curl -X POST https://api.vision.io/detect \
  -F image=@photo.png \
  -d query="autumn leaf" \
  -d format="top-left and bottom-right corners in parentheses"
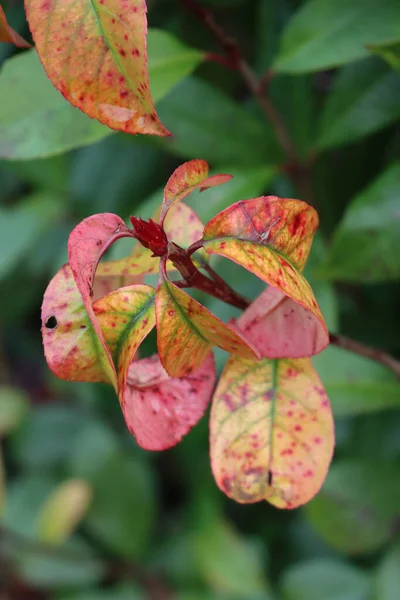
top-left (24, 0), bottom-right (168, 136)
top-left (96, 201), bottom-right (207, 281)
top-left (68, 213), bottom-right (134, 388)
top-left (0, 5), bottom-right (31, 47)
top-left (123, 353), bottom-right (215, 450)
top-left (41, 263), bottom-right (113, 384)
top-left (155, 261), bottom-right (258, 378)
top-left (236, 286), bottom-right (329, 358)
top-left (160, 159), bottom-right (232, 224)
top-left (203, 196), bottom-right (326, 336)
top-left (210, 356), bottom-right (334, 508)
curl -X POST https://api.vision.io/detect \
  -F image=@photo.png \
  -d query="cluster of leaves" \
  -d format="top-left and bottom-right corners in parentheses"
top-left (1, 0), bottom-right (400, 599)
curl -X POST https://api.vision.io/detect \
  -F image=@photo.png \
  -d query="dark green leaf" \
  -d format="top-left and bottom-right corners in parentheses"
top-left (369, 40), bottom-right (400, 71)
top-left (374, 542), bottom-right (400, 600)
top-left (274, 0), bottom-right (400, 73)
top-left (317, 58), bottom-right (400, 150)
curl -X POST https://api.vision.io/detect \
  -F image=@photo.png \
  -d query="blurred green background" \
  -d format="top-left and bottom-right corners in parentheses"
top-left (1, 0), bottom-right (400, 598)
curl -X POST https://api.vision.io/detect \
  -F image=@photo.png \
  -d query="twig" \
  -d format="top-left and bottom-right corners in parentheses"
top-left (329, 333), bottom-right (400, 379)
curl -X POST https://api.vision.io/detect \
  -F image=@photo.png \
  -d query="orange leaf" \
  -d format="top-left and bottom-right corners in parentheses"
top-left (210, 356), bottom-right (334, 509)
top-left (24, 0), bottom-right (168, 136)
top-left (204, 195), bottom-right (318, 270)
top-left (160, 159), bottom-right (232, 224)
top-left (203, 196), bottom-right (326, 337)
top-left (0, 6), bottom-right (31, 47)
top-left (155, 261), bottom-right (258, 378)
top-left (236, 286), bottom-right (329, 358)
top-left (123, 353), bottom-right (215, 450)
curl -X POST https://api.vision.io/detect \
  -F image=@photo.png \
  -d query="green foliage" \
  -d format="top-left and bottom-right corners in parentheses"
top-left (1, 0), bottom-right (400, 598)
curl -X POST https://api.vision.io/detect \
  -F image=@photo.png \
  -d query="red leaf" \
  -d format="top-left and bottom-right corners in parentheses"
top-left (0, 6), bottom-right (31, 47)
top-left (236, 286), bottom-right (329, 358)
top-left (160, 159), bottom-right (232, 224)
top-left (68, 213), bottom-right (134, 388)
top-left (123, 353), bottom-right (215, 450)
top-left (24, 0), bottom-right (168, 136)
top-left (210, 356), bottom-right (334, 509)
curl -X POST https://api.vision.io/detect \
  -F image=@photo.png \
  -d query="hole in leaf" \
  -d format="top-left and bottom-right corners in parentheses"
top-left (45, 316), bottom-right (58, 330)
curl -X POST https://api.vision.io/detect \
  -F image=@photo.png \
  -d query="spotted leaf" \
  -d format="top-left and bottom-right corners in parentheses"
top-left (203, 196), bottom-right (326, 336)
top-left (155, 262), bottom-right (258, 378)
top-left (68, 213), bottom-right (134, 388)
top-left (123, 353), bottom-right (215, 450)
top-left (236, 286), bottom-right (329, 358)
top-left (210, 356), bottom-right (334, 508)
top-left (0, 5), bottom-right (31, 47)
top-left (41, 264), bottom-right (112, 384)
top-left (160, 159), bottom-right (232, 224)
top-left (25, 0), bottom-right (168, 136)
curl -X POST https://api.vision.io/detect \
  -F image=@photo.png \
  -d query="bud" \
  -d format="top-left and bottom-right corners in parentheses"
top-left (130, 217), bottom-right (168, 257)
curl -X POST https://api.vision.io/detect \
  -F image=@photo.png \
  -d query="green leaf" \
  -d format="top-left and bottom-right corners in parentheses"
top-left (369, 40), bottom-right (400, 71)
top-left (305, 460), bottom-right (400, 555)
top-left (0, 386), bottom-right (29, 435)
top-left (281, 558), bottom-right (371, 600)
top-left (0, 30), bottom-right (204, 160)
top-left (313, 345), bottom-right (400, 417)
top-left (319, 162), bottom-right (400, 281)
top-left (193, 516), bottom-right (271, 598)
top-left (156, 77), bottom-right (281, 166)
top-left (374, 542), bottom-right (400, 600)
top-left (0, 193), bottom-right (63, 281)
top-left (317, 58), bottom-right (400, 150)
top-left (274, 0), bottom-right (400, 73)
top-left (84, 453), bottom-right (156, 558)
top-left (57, 586), bottom-right (145, 600)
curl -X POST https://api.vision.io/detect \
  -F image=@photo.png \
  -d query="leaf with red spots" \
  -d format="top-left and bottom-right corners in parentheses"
top-left (160, 159), bottom-right (232, 224)
top-left (41, 264), bottom-right (112, 384)
top-left (68, 213), bottom-right (134, 388)
top-left (236, 286), bottom-right (329, 359)
top-left (155, 262), bottom-right (258, 378)
top-left (203, 196), bottom-right (326, 339)
top-left (123, 353), bottom-right (215, 450)
top-left (24, 0), bottom-right (168, 136)
top-left (0, 5), bottom-right (31, 47)
top-left (210, 356), bottom-right (334, 508)
top-left (96, 202), bottom-right (207, 281)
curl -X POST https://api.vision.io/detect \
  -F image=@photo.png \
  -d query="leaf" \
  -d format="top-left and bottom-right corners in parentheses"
top-left (313, 345), bottom-right (400, 417)
top-left (85, 453), bottom-right (156, 557)
top-left (160, 159), bottom-right (232, 223)
top-left (210, 356), bottom-right (334, 508)
top-left (0, 32), bottom-right (203, 160)
top-left (155, 263), bottom-right (258, 378)
top-left (68, 213), bottom-right (134, 388)
top-left (273, 0), bottom-right (400, 73)
top-left (305, 460), bottom-right (400, 555)
top-left (0, 193), bottom-right (64, 281)
top-left (281, 559), bottom-right (371, 600)
top-left (25, 0), bottom-right (168, 136)
top-left (374, 542), bottom-right (400, 600)
top-left (317, 58), bottom-right (400, 150)
top-left (123, 353), bottom-right (215, 450)
top-left (193, 516), bottom-right (271, 598)
top-left (156, 76), bottom-right (281, 166)
top-left (37, 480), bottom-right (92, 545)
top-left (96, 201), bottom-right (208, 280)
top-left (203, 196), bottom-right (326, 335)
top-left (236, 286), bottom-right (329, 359)
top-left (0, 5), bottom-right (31, 47)
top-left (42, 264), bottom-right (112, 384)
top-left (0, 386), bottom-right (29, 435)
top-left (369, 40), bottom-right (400, 71)
top-left (319, 162), bottom-right (400, 282)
